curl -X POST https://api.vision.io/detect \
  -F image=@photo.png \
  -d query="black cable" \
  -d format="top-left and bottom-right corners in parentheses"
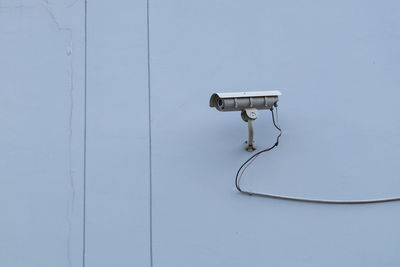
top-left (235, 106), bottom-right (400, 204)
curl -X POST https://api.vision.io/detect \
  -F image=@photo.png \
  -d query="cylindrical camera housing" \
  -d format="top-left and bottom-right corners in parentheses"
top-left (209, 91), bottom-right (281, 111)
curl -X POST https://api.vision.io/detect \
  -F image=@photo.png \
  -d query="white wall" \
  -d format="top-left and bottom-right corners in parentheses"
top-left (0, 1), bottom-right (85, 266)
top-left (85, 0), bottom-right (151, 266)
top-left (0, 1), bottom-right (399, 266)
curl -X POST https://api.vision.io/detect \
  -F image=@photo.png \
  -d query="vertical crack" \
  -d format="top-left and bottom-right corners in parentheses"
top-left (1, 2), bottom-right (79, 266)
top-left (146, 0), bottom-right (153, 266)
top-left (83, 1), bottom-right (87, 266)
top-left (41, 2), bottom-right (75, 266)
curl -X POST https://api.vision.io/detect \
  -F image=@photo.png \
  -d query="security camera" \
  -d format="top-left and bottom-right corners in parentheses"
top-left (209, 91), bottom-right (281, 112)
top-left (209, 91), bottom-right (281, 152)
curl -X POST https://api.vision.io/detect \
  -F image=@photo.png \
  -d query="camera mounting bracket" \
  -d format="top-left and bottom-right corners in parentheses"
top-left (241, 108), bottom-right (258, 152)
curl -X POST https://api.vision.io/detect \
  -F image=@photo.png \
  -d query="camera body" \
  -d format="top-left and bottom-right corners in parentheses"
top-left (209, 90), bottom-right (281, 112)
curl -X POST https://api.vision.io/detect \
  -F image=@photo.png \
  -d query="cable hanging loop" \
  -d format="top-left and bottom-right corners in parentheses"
top-left (235, 106), bottom-right (400, 204)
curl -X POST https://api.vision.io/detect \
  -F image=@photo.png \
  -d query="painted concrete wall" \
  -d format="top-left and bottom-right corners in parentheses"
top-left (0, 1), bottom-right (399, 267)
top-left (0, 1), bottom-right (85, 266)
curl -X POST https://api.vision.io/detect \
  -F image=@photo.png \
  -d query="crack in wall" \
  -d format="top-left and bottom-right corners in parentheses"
top-left (0, 2), bottom-right (78, 266)
top-left (43, 4), bottom-right (76, 267)
top-left (42, 3), bottom-right (76, 267)
top-left (44, 4), bottom-right (76, 267)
